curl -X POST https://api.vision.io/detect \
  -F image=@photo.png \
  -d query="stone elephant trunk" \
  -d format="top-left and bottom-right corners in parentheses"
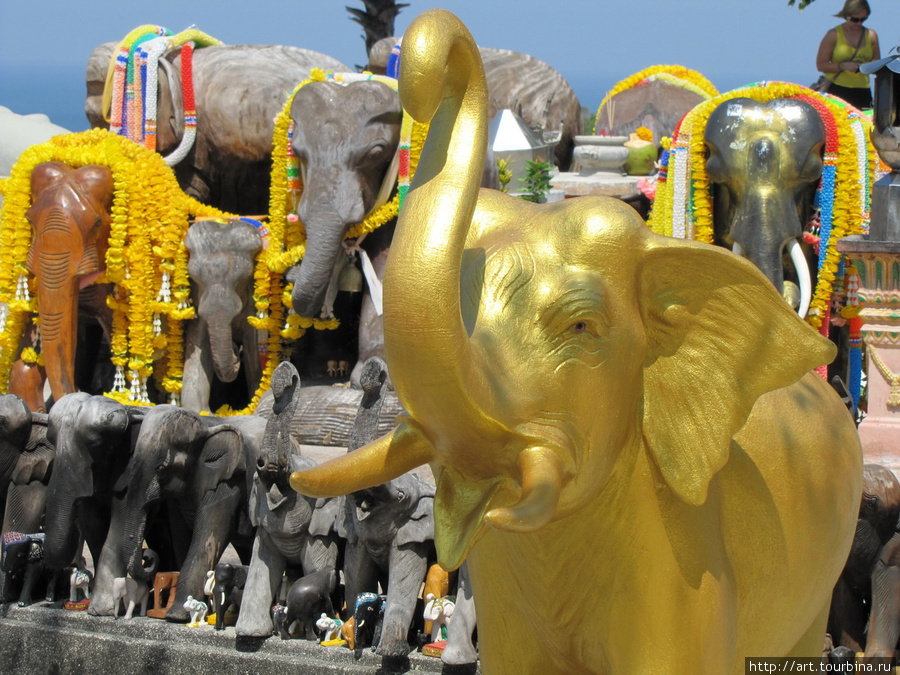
top-left (22, 163), bottom-right (114, 404)
top-left (202, 298), bottom-right (242, 384)
top-left (287, 199), bottom-right (357, 319)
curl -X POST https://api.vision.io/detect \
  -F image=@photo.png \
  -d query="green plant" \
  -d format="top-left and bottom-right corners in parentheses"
top-left (519, 160), bottom-right (553, 203)
top-left (497, 156), bottom-right (513, 192)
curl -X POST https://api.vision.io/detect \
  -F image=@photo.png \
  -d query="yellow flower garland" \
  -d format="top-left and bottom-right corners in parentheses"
top-left (0, 129), bottom-right (234, 403)
top-left (647, 82), bottom-right (874, 331)
top-left (236, 69), bottom-right (428, 417)
top-left (594, 65), bottom-right (718, 133)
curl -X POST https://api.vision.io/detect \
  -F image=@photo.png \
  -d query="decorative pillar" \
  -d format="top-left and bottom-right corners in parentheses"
top-left (837, 240), bottom-right (900, 467)
top-left (840, 55), bottom-right (900, 467)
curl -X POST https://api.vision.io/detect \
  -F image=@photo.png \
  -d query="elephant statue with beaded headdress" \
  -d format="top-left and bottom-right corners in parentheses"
top-left (289, 9), bottom-right (862, 674)
top-left (86, 27), bottom-right (351, 216)
top-left (647, 84), bottom-right (879, 408)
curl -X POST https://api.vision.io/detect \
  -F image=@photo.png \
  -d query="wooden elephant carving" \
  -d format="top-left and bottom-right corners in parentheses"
top-left (7, 162), bottom-right (114, 412)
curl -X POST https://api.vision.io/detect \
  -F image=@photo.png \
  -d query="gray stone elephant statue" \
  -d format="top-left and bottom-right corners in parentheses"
top-left (275, 73), bottom-right (500, 390)
top-left (235, 361), bottom-right (342, 639)
top-left (117, 405), bottom-right (265, 622)
top-left (828, 463), bottom-right (900, 655)
top-left (41, 393), bottom-right (148, 617)
top-left (335, 358), bottom-right (435, 658)
top-left (0, 394), bottom-right (52, 537)
top-left (85, 39), bottom-right (350, 215)
top-left (182, 218), bottom-right (263, 414)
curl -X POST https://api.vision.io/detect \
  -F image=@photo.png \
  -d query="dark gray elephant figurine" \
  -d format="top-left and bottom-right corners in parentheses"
top-left (828, 463), bottom-right (900, 654)
top-left (0, 394), bottom-right (52, 537)
top-left (117, 405), bottom-right (265, 621)
top-left (0, 532), bottom-right (58, 605)
top-left (334, 357), bottom-right (436, 658)
top-left (275, 568), bottom-right (338, 640)
top-left (235, 361), bottom-right (342, 638)
top-left (86, 41), bottom-right (350, 215)
top-left (182, 219), bottom-right (263, 414)
top-left (211, 561), bottom-right (248, 630)
top-left (42, 393), bottom-right (147, 616)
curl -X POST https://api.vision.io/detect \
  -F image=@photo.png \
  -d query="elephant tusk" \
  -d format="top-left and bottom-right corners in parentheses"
top-left (732, 241), bottom-right (745, 257)
top-left (787, 238), bottom-right (812, 319)
top-left (289, 420), bottom-right (435, 497)
top-left (484, 446), bottom-right (564, 533)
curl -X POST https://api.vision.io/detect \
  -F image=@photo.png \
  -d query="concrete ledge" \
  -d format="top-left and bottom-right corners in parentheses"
top-left (0, 602), bottom-right (475, 675)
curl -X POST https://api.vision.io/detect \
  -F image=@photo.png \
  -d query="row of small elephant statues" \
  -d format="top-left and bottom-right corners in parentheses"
top-left (0, 357), bottom-right (477, 665)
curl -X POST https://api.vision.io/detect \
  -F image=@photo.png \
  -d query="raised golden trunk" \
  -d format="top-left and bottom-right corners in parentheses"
top-left (383, 10), bottom-right (499, 447)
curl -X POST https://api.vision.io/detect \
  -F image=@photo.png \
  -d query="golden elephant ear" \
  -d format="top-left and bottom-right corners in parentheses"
top-left (639, 236), bottom-right (835, 506)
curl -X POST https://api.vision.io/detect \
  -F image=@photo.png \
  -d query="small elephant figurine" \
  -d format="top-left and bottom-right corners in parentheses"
top-left (276, 569), bottom-right (337, 641)
top-left (112, 577), bottom-right (151, 620)
top-left (423, 594), bottom-right (455, 642)
top-left (68, 559), bottom-right (93, 603)
top-left (183, 595), bottom-right (209, 627)
top-left (210, 561), bottom-right (248, 631)
top-left (111, 548), bottom-right (158, 619)
top-left (0, 531), bottom-right (57, 606)
top-left (326, 360), bottom-right (338, 378)
top-left (315, 613), bottom-right (344, 643)
top-left (353, 592), bottom-right (386, 652)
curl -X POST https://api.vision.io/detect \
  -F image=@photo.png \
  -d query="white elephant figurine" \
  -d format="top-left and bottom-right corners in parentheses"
top-left (112, 577), bottom-right (151, 620)
top-left (183, 595), bottom-right (208, 627)
top-left (315, 613), bottom-right (343, 642)
top-left (68, 561), bottom-right (93, 603)
top-left (423, 594), bottom-right (456, 642)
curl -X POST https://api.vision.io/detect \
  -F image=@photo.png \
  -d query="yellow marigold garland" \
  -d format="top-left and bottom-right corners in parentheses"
top-left (647, 82), bottom-right (874, 332)
top-left (594, 65), bottom-right (718, 133)
top-left (0, 129), bottom-right (234, 403)
top-left (239, 69), bottom-right (427, 416)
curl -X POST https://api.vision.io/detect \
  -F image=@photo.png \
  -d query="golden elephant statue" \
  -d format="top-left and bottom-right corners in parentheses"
top-left (291, 9), bottom-right (863, 674)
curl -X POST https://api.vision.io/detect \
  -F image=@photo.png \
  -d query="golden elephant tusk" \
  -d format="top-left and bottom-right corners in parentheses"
top-left (289, 418), bottom-right (435, 497)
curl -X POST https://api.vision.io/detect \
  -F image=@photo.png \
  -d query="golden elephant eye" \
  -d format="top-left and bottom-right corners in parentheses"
top-left (572, 322), bottom-right (587, 333)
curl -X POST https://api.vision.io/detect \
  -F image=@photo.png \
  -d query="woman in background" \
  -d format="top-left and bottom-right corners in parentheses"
top-left (816, 0), bottom-right (880, 109)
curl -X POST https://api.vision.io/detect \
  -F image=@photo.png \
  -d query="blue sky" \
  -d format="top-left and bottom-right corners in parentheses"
top-left (2, 0), bottom-right (898, 132)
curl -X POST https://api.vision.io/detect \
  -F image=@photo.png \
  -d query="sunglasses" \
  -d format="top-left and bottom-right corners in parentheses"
top-left (849, 16), bottom-right (867, 22)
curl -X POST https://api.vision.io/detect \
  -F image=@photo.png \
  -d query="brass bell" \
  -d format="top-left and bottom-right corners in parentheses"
top-left (338, 260), bottom-right (363, 293)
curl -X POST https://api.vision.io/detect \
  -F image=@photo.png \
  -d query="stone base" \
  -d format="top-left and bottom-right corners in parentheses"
top-left (549, 171), bottom-right (643, 199)
top-left (0, 601), bottom-right (477, 675)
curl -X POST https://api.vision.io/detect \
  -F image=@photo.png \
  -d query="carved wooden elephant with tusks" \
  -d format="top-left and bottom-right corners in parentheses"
top-left (291, 10), bottom-right (862, 675)
top-left (181, 218), bottom-right (263, 414)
